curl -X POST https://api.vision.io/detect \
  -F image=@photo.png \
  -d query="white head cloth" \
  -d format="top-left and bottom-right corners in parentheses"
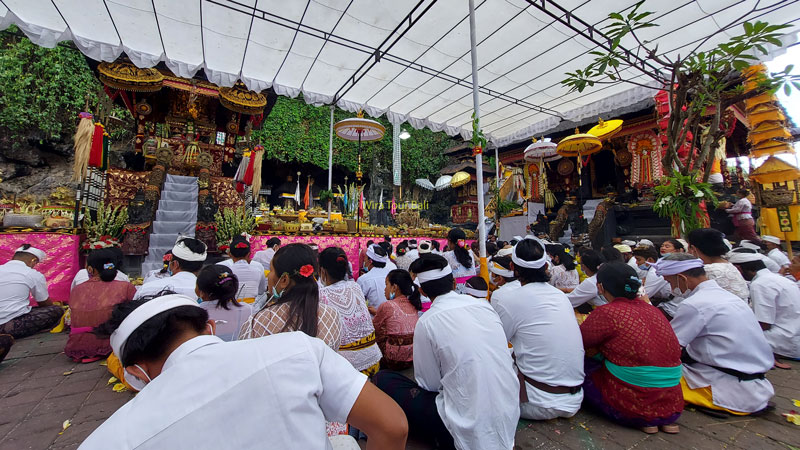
top-left (512, 235), bottom-right (523, 242)
top-left (762, 235), bottom-right (781, 245)
top-left (489, 261), bottom-right (514, 278)
top-left (172, 239), bottom-right (207, 262)
top-left (614, 244), bottom-right (632, 253)
top-left (621, 240), bottom-right (636, 247)
top-left (496, 247), bottom-right (514, 257)
top-left (511, 236), bottom-right (548, 269)
top-left (15, 245), bottom-right (46, 262)
top-left (723, 239), bottom-right (733, 251)
top-left (416, 264), bottom-right (453, 283)
top-left (739, 240), bottom-right (761, 251)
top-left (653, 257), bottom-right (704, 276)
top-left (418, 240), bottom-right (432, 254)
top-left (676, 239), bottom-right (689, 251)
top-left (408, 240), bottom-right (418, 249)
top-left (463, 287), bottom-right (487, 298)
top-left (366, 244), bottom-right (389, 263)
top-left (110, 294), bottom-right (202, 361)
top-left (727, 251), bottom-right (763, 264)
top-left (638, 239), bottom-right (654, 248)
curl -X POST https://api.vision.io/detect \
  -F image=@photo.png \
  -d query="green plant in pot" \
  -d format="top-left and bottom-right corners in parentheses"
top-left (653, 173), bottom-right (718, 237)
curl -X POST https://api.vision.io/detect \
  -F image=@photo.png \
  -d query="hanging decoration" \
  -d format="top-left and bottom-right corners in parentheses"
top-left (250, 145), bottom-right (264, 201)
top-left (72, 112), bottom-right (95, 182)
top-left (234, 150), bottom-right (251, 193)
top-left (628, 131), bottom-right (663, 185)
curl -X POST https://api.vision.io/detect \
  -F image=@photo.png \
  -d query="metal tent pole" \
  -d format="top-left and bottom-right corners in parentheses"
top-left (328, 105), bottom-right (334, 221)
top-left (468, 0), bottom-right (488, 282)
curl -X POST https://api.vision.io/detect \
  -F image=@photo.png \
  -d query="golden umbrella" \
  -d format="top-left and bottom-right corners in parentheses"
top-left (586, 118), bottom-right (623, 141)
top-left (450, 171), bottom-right (471, 188)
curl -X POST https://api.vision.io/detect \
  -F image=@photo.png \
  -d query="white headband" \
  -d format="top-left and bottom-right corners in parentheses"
top-left (463, 287), bottom-right (487, 298)
top-left (727, 252), bottom-right (763, 264)
top-left (489, 261), bottom-right (514, 278)
top-left (739, 242), bottom-right (761, 251)
top-left (496, 247), bottom-right (514, 257)
top-left (110, 294), bottom-right (202, 361)
top-left (653, 258), bottom-right (704, 276)
top-left (366, 244), bottom-right (389, 264)
top-left (418, 240), bottom-right (432, 253)
top-left (416, 265), bottom-right (453, 283)
top-left (15, 245), bottom-right (45, 262)
top-left (172, 239), bottom-right (207, 262)
top-left (762, 235), bottom-right (781, 245)
top-left (511, 237), bottom-right (548, 269)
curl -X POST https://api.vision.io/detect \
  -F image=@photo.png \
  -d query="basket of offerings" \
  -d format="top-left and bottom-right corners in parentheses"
top-left (760, 187), bottom-right (795, 207)
top-left (299, 223), bottom-right (314, 233)
top-left (284, 222), bottom-right (301, 233)
top-left (333, 222), bottom-right (348, 233)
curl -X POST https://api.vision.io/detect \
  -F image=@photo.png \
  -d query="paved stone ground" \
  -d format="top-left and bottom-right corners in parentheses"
top-left (1, 332), bottom-right (799, 450)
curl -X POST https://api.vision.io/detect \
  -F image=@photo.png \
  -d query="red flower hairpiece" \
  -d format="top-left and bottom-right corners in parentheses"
top-left (298, 264), bottom-right (314, 278)
top-left (235, 242), bottom-right (249, 249)
top-left (457, 239), bottom-right (466, 248)
top-left (336, 256), bottom-right (346, 263)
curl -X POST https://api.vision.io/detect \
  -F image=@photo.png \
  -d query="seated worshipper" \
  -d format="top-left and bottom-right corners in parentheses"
top-left (393, 241), bottom-right (412, 270)
top-left (217, 235), bottom-right (266, 303)
top-left (251, 237), bottom-right (280, 270)
top-left (493, 238), bottom-right (585, 421)
top-left (81, 294), bottom-right (408, 450)
top-left (71, 246), bottom-right (128, 292)
top-left (546, 244), bottom-right (580, 292)
top-left (763, 235), bottom-right (791, 273)
top-left (442, 228), bottom-right (477, 293)
top-left (601, 246), bottom-right (625, 263)
top-left (656, 253), bottom-right (775, 416)
top-left (660, 239), bottom-right (685, 256)
top-left (580, 262), bottom-right (683, 434)
top-left (135, 238), bottom-right (207, 299)
top-left (239, 244), bottom-right (341, 350)
top-left (687, 228), bottom-right (749, 302)
top-left (373, 269), bottom-right (421, 370)
top-left (567, 250), bottom-right (607, 310)
top-left (66, 249), bottom-right (136, 362)
top-left (141, 251), bottom-right (172, 285)
top-left (0, 245), bottom-right (62, 342)
top-left (430, 240), bottom-right (442, 254)
top-left (417, 240), bottom-right (432, 255)
top-left (729, 251), bottom-right (800, 363)
top-left (406, 239), bottom-right (420, 260)
top-left (489, 255), bottom-right (520, 301)
top-left (319, 247), bottom-right (382, 376)
top-left (375, 254), bottom-right (520, 450)
top-left (614, 244), bottom-right (643, 278)
top-left (379, 241), bottom-right (397, 270)
top-left (463, 276), bottom-right (489, 300)
top-left (196, 265), bottom-right (252, 342)
top-left (357, 244), bottom-right (393, 314)
top-left (634, 246), bottom-right (676, 317)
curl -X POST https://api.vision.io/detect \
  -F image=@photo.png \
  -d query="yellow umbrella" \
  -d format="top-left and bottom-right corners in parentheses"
top-left (749, 156), bottom-right (800, 183)
top-left (450, 171), bottom-right (471, 188)
top-left (557, 129), bottom-right (602, 157)
top-left (586, 118), bottom-right (623, 141)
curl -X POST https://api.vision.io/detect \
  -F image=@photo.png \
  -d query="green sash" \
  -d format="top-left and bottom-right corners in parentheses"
top-left (604, 360), bottom-right (682, 388)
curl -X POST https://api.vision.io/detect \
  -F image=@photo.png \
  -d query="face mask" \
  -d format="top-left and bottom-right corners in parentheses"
top-left (124, 363), bottom-right (152, 392)
top-left (638, 264), bottom-right (650, 271)
top-left (362, 264), bottom-right (370, 273)
top-left (671, 276), bottom-right (692, 298)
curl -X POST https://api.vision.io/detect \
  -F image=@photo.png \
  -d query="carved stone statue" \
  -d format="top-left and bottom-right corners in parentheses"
top-left (128, 189), bottom-right (153, 224)
top-left (197, 195), bottom-right (219, 223)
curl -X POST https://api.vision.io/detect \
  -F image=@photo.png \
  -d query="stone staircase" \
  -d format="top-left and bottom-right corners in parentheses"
top-left (141, 174), bottom-right (198, 274)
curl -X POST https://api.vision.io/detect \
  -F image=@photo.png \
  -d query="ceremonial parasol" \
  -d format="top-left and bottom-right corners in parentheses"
top-left (450, 171), bottom-right (471, 188)
top-left (523, 137), bottom-right (561, 163)
top-left (415, 178), bottom-right (435, 190)
top-left (434, 175), bottom-right (453, 191)
top-left (586, 118), bottom-right (623, 141)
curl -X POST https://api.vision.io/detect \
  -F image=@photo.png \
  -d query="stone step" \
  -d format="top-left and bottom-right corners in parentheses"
top-left (153, 220), bottom-right (195, 235)
top-left (156, 209), bottom-right (197, 222)
top-left (157, 199), bottom-right (196, 212)
top-left (162, 182), bottom-right (198, 194)
top-left (160, 190), bottom-right (197, 202)
top-left (165, 174), bottom-right (198, 185)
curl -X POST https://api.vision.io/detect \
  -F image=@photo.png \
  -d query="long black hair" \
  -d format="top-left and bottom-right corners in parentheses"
top-left (319, 247), bottom-right (350, 283)
top-left (270, 243), bottom-right (321, 337)
top-left (687, 228), bottom-right (729, 257)
top-left (596, 261), bottom-right (642, 300)
top-left (447, 228), bottom-right (473, 269)
top-left (87, 248), bottom-right (119, 282)
top-left (545, 244), bottom-right (576, 271)
top-left (197, 265), bottom-right (241, 310)
top-left (386, 269), bottom-right (422, 310)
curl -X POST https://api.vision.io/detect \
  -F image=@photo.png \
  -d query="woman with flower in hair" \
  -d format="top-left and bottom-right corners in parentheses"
top-left (239, 243), bottom-right (341, 350)
top-left (196, 265), bottom-right (252, 342)
top-left (442, 228), bottom-right (476, 294)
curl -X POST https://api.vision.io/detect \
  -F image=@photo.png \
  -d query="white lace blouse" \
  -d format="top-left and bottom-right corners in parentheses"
top-left (320, 280), bottom-right (382, 371)
top-left (549, 264), bottom-right (579, 291)
top-left (705, 262), bottom-right (749, 302)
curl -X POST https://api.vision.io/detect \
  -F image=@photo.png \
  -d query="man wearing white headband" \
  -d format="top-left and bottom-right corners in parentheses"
top-left (657, 252), bottom-right (775, 416)
top-left (567, 249), bottom-right (607, 310)
top-left (492, 237), bottom-right (585, 421)
top-left (762, 235), bottom-right (791, 272)
top-left (375, 254), bottom-right (519, 449)
top-left (81, 293), bottom-right (408, 450)
top-left (488, 255), bottom-right (520, 302)
top-left (729, 250), bottom-right (800, 362)
top-left (0, 244), bottom-right (62, 360)
top-left (135, 237), bottom-right (207, 300)
top-left (357, 244), bottom-right (392, 313)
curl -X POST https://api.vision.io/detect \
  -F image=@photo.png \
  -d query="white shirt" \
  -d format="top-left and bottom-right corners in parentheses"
top-left (79, 333), bottom-right (367, 450)
top-left (726, 197), bottom-right (753, 220)
top-left (628, 256), bottom-right (647, 279)
top-left (750, 269), bottom-right (800, 358)
top-left (759, 254), bottom-right (782, 273)
top-left (414, 291), bottom-right (519, 450)
top-left (134, 271), bottom-right (198, 300)
top-left (767, 248), bottom-right (791, 269)
top-left (0, 260), bottom-right (49, 325)
top-left (443, 250), bottom-right (477, 293)
top-left (567, 275), bottom-right (607, 308)
top-left (251, 248), bottom-right (275, 270)
top-left (491, 279), bottom-right (521, 303)
top-left (70, 269), bottom-right (129, 292)
top-left (356, 265), bottom-right (391, 311)
top-left (217, 259), bottom-right (267, 299)
top-left (200, 301), bottom-right (253, 342)
top-left (705, 262), bottom-right (749, 302)
top-left (643, 265), bottom-right (683, 316)
top-left (671, 280), bottom-right (774, 413)
top-left (142, 269), bottom-right (170, 285)
top-left (493, 282), bottom-right (584, 417)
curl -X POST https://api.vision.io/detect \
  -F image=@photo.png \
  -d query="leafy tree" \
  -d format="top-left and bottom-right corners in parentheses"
top-left (562, 2), bottom-right (799, 182)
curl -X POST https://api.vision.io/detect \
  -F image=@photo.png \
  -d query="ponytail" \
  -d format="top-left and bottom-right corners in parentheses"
top-left (447, 228), bottom-right (473, 269)
top-left (197, 265), bottom-right (241, 310)
top-left (386, 269), bottom-right (422, 311)
top-left (87, 248), bottom-right (119, 283)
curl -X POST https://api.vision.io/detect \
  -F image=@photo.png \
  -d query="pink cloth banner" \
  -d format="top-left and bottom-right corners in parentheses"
top-left (0, 233), bottom-right (81, 304)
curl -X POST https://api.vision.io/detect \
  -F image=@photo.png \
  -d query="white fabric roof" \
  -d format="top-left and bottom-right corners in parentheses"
top-left (1, 0), bottom-right (797, 146)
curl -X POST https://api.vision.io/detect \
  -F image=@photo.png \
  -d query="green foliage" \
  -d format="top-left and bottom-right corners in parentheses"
top-left (252, 96), bottom-right (451, 184)
top-left (496, 199), bottom-right (519, 218)
top-left (82, 205), bottom-right (128, 240)
top-left (318, 189), bottom-right (334, 204)
top-left (214, 206), bottom-right (255, 244)
top-left (471, 111), bottom-right (487, 149)
top-left (653, 173), bottom-right (718, 236)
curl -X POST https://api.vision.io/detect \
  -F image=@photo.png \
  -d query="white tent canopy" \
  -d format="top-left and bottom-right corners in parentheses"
top-left (0, 0), bottom-right (796, 147)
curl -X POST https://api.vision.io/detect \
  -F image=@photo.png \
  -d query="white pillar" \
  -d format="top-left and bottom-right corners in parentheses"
top-left (327, 105), bottom-right (334, 220)
top-left (468, 0), bottom-right (488, 278)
